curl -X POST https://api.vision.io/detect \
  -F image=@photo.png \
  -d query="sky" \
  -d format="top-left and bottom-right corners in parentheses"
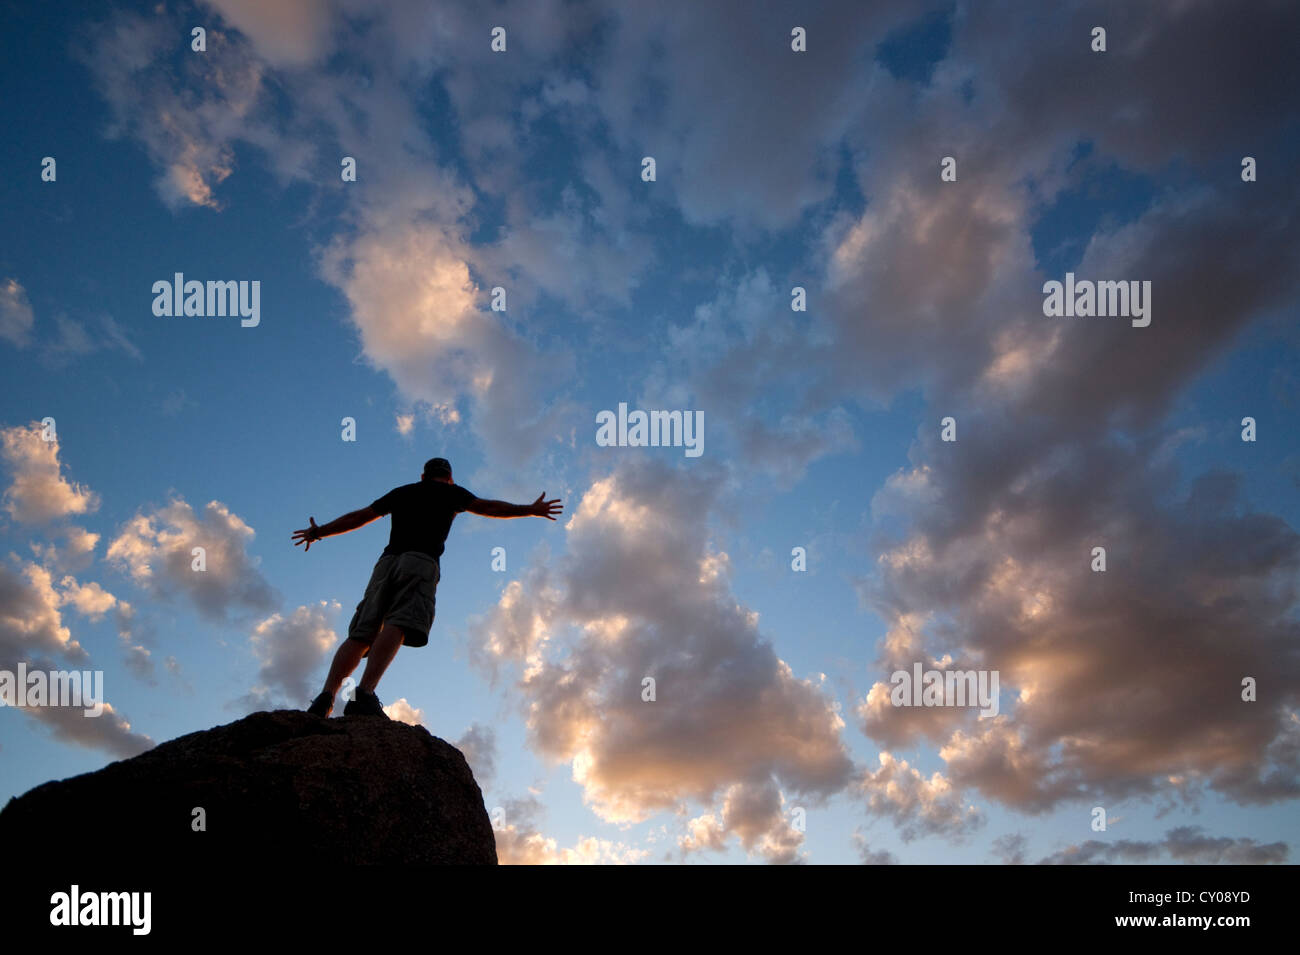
top-left (1, 0), bottom-right (1298, 865)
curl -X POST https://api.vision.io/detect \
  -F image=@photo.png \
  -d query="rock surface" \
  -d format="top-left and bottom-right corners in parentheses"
top-left (0, 710), bottom-right (498, 865)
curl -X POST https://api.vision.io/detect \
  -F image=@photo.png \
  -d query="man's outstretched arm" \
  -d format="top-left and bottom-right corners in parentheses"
top-left (292, 506), bottom-right (381, 551)
top-left (466, 492), bottom-right (563, 520)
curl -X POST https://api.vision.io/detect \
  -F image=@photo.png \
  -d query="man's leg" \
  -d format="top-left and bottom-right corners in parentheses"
top-left (321, 638), bottom-right (369, 696)
top-left (358, 622), bottom-right (405, 693)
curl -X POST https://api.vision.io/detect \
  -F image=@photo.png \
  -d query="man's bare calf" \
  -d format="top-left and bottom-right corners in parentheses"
top-left (311, 622), bottom-right (405, 717)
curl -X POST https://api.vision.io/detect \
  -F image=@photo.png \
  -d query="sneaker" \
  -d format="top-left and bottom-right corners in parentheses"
top-left (307, 692), bottom-right (334, 717)
top-left (344, 688), bottom-right (388, 718)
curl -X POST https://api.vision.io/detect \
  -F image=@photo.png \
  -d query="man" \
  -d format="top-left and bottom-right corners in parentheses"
top-left (292, 457), bottom-right (562, 718)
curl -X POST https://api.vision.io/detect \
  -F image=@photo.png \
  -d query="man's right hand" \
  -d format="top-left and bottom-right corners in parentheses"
top-left (292, 517), bottom-right (322, 551)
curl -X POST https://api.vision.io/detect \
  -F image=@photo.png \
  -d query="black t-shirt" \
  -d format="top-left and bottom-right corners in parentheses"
top-left (370, 481), bottom-right (477, 559)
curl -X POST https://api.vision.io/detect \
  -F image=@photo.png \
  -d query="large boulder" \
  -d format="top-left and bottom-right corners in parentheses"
top-left (0, 710), bottom-right (497, 865)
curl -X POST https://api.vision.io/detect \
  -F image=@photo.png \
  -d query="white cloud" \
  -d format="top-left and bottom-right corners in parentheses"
top-left (0, 561), bottom-right (85, 664)
top-left (1, 423), bottom-right (101, 524)
top-left (57, 576), bottom-right (117, 620)
top-left (470, 461), bottom-right (853, 857)
top-left (0, 561), bottom-right (151, 758)
top-left (857, 752), bottom-right (985, 844)
top-left (76, 12), bottom-right (286, 211)
top-left (384, 697), bottom-right (424, 725)
top-left (31, 526), bottom-right (100, 571)
top-left (106, 495), bottom-right (277, 622)
top-left (493, 794), bottom-right (648, 865)
top-left (320, 221), bottom-right (573, 465)
top-left (680, 779), bottom-right (805, 864)
top-left (242, 602), bottom-right (339, 709)
top-left (0, 278), bottom-right (35, 347)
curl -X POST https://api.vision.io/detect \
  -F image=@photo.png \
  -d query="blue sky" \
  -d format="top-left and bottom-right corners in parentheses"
top-left (1, 0), bottom-right (1298, 864)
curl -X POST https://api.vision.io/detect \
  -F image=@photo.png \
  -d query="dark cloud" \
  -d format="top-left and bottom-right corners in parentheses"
top-left (991, 831), bottom-right (1027, 864)
top-left (455, 723), bottom-right (498, 787)
top-left (834, 0), bottom-right (1300, 818)
top-left (853, 831), bottom-right (899, 865)
top-left (0, 562), bottom-right (152, 758)
top-left (240, 603), bottom-right (339, 710)
top-left (1039, 826), bottom-right (1289, 865)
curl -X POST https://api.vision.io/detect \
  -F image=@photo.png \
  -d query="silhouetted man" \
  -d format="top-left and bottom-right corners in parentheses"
top-left (293, 457), bottom-right (561, 718)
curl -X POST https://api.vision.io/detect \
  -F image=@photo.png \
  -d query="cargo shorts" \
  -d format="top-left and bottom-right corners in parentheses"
top-left (347, 551), bottom-right (440, 649)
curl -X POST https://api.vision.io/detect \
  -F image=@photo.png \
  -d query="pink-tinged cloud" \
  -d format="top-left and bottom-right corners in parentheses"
top-left (470, 461), bottom-right (852, 860)
top-left (106, 495), bottom-right (277, 622)
top-left (1, 423), bottom-right (100, 524)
